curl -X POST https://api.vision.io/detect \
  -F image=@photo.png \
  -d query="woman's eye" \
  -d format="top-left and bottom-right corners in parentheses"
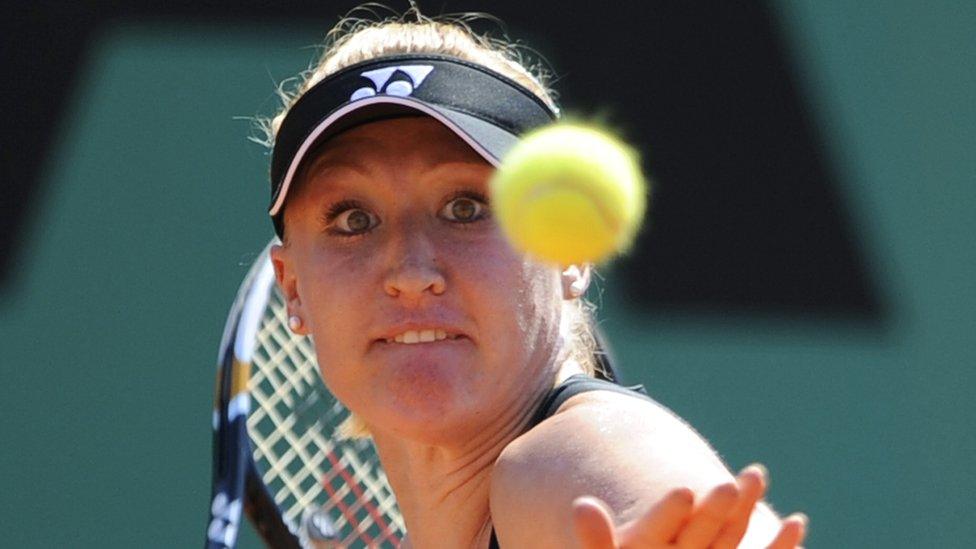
top-left (442, 196), bottom-right (487, 223)
top-left (332, 208), bottom-right (377, 234)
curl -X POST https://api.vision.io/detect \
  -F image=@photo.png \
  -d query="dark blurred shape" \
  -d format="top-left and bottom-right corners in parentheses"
top-left (591, 3), bottom-right (883, 319)
top-left (0, 1), bottom-right (883, 323)
top-left (1, 5), bottom-right (97, 290)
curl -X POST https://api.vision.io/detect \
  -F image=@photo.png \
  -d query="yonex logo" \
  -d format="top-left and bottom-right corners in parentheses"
top-left (207, 492), bottom-right (242, 546)
top-left (350, 65), bottom-right (434, 101)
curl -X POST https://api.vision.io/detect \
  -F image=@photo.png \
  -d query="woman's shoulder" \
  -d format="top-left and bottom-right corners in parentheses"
top-left (488, 381), bottom-right (732, 547)
top-left (494, 382), bottom-right (727, 490)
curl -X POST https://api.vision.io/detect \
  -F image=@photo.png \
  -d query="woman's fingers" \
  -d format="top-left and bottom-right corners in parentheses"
top-left (711, 464), bottom-right (768, 549)
top-left (572, 469), bottom-right (804, 549)
top-left (572, 496), bottom-right (618, 549)
top-left (619, 486), bottom-right (696, 544)
top-left (766, 513), bottom-right (808, 549)
top-left (672, 482), bottom-right (739, 547)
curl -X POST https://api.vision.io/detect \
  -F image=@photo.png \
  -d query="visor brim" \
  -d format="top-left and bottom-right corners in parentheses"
top-left (268, 95), bottom-right (519, 217)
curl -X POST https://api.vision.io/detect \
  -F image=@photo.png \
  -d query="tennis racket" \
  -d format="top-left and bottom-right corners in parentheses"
top-left (204, 240), bottom-right (405, 549)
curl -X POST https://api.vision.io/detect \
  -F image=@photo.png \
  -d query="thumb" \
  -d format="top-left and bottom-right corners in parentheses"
top-left (573, 496), bottom-right (617, 549)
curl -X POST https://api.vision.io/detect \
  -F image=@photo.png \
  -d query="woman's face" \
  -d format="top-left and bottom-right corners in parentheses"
top-left (272, 117), bottom-right (568, 443)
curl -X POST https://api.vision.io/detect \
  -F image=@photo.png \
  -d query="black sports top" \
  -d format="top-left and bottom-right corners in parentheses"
top-left (487, 375), bottom-right (652, 549)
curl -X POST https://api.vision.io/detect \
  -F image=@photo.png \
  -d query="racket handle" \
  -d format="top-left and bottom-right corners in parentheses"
top-left (244, 469), bottom-right (303, 549)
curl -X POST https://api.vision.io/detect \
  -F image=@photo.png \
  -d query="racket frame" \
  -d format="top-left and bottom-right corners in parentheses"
top-left (206, 243), bottom-right (302, 548)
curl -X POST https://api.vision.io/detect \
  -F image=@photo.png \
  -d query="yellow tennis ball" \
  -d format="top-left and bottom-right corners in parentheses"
top-left (490, 123), bottom-right (647, 265)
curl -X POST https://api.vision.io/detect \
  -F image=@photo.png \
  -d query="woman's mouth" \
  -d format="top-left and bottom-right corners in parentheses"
top-left (383, 329), bottom-right (464, 344)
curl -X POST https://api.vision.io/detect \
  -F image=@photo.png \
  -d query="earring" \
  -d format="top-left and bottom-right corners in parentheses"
top-left (569, 280), bottom-right (586, 298)
top-left (288, 315), bottom-right (303, 332)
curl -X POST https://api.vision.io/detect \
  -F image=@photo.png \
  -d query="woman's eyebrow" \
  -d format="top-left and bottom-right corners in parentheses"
top-left (304, 157), bottom-right (373, 185)
top-left (421, 161), bottom-right (493, 184)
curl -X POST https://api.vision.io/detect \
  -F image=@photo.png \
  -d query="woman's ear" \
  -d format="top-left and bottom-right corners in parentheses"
top-left (560, 264), bottom-right (592, 300)
top-left (270, 243), bottom-right (308, 334)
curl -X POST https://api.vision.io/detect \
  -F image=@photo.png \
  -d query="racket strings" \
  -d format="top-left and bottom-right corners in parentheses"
top-left (246, 286), bottom-right (405, 548)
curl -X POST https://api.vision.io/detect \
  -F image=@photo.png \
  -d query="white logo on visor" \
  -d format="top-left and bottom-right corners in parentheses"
top-left (350, 65), bottom-right (434, 101)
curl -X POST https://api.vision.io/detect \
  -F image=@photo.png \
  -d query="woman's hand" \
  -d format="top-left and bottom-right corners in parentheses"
top-left (572, 465), bottom-right (807, 549)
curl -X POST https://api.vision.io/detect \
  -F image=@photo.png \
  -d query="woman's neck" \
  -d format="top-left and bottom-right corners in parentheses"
top-left (372, 387), bottom-right (541, 548)
top-left (371, 359), bottom-right (586, 548)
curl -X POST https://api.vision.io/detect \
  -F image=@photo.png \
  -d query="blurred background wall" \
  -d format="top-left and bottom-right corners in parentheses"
top-left (1, 1), bottom-right (973, 547)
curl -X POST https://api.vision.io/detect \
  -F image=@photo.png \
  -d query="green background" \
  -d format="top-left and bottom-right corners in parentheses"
top-left (1, 2), bottom-right (973, 547)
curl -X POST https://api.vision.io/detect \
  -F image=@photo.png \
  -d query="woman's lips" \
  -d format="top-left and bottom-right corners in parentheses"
top-left (384, 329), bottom-right (459, 344)
top-left (371, 333), bottom-right (472, 363)
top-left (374, 323), bottom-right (472, 345)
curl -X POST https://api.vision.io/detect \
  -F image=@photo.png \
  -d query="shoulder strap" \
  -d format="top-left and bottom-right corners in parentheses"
top-left (528, 374), bottom-right (650, 428)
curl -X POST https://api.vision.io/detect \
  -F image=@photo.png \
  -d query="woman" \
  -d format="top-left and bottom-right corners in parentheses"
top-left (264, 8), bottom-right (807, 548)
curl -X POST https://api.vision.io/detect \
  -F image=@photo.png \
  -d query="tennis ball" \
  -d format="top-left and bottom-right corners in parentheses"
top-left (490, 123), bottom-right (647, 265)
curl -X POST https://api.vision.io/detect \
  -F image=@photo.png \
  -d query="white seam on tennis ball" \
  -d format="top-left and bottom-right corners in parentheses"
top-left (520, 181), bottom-right (622, 233)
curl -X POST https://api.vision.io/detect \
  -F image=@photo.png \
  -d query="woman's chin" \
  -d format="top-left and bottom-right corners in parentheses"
top-left (367, 366), bottom-right (487, 442)
top-left (370, 337), bottom-right (477, 389)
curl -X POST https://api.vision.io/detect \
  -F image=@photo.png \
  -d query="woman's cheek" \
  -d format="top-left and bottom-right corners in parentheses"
top-left (300, 249), bottom-right (373, 345)
top-left (454, 226), bottom-right (522, 270)
top-left (468, 238), bottom-right (552, 324)
top-left (309, 238), bottom-right (383, 289)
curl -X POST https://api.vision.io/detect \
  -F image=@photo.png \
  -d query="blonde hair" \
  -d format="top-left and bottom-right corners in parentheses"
top-left (254, 4), bottom-right (559, 149)
top-left (260, 5), bottom-right (603, 437)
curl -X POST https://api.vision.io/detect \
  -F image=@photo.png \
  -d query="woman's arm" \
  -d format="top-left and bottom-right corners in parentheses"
top-left (489, 390), bottom-right (805, 548)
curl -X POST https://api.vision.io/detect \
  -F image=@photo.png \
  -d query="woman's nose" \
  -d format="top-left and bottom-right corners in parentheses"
top-left (383, 231), bottom-right (446, 299)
